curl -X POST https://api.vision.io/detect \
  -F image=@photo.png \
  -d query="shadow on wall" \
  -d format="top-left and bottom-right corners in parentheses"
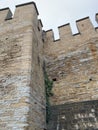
top-left (47, 100), bottom-right (98, 130)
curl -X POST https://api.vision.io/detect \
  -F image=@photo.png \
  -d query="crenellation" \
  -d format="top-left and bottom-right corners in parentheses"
top-left (58, 23), bottom-right (72, 39)
top-left (0, 2), bottom-right (46, 130)
top-left (0, 2), bottom-right (40, 33)
top-left (45, 29), bottom-right (54, 42)
top-left (14, 3), bottom-right (38, 25)
top-left (0, 8), bottom-right (12, 23)
top-left (45, 17), bottom-right (97, 44)
top-left (0, 1), bottom-right (98, 130)
top-left (16, 2), bottom-right (39, 15)
top-left (76, 17), bottom-right (95, 34)
top-left (44, 12), bottom-right (98, 111)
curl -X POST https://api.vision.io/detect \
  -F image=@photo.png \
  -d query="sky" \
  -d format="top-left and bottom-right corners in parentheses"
top-left (0, 0), bottom-right (98, 39)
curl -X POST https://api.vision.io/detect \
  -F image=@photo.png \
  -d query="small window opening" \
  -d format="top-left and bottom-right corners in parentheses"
top-left (52, 78), bottom-right (57, 81)
top-left (89, 78), bottom-right (92, 81)
top-left (37, 56), bottom-right (40, 64)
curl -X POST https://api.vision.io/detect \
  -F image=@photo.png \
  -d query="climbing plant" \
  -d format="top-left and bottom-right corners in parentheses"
top-left (44, 72), bottom-right (53, 124)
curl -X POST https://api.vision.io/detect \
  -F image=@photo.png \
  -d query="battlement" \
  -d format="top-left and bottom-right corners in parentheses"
top-left (0, 2), bottom-right (97, 42)
top-left (58, 23), bottom-right (72, 39)
top-left (0, 2), bottom-right (46, 130)
top-left (0, 2), bottom-right (43, 31)
top-left (16, 2), bottom-right (39, 15)
top-left (45, 16), bottom-right (98, 43)
top-left (0, 8), bottom-right (12, 22)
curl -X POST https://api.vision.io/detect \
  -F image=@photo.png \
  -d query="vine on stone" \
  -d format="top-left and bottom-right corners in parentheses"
top-left (44, 72), bottom-right (53, 124)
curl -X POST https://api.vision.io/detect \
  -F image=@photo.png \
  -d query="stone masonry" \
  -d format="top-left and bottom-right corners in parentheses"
top-left (44, 17), bottom-right (98, 105)
top-left (44, 15), bottom-right (98, 129)
top-left (0, 2), bottom-right (46, 130)
top-left (0, 1), bottom-right (98, 130)
top-left (47, 100), bottom-right (98, 130)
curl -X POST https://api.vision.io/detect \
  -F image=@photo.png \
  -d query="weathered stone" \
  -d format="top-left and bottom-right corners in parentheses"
top-left (0, 1), bottom-right (98, 130)
top-left (47, 100), bottom-right (98, 130)
top-left (0, 2), bottom-right (45, 130)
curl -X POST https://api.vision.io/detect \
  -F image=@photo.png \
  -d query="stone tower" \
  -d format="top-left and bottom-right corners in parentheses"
top-left (1, 1), bottom-right (98, 130)
top-left (0, 2), bottom-right (46, 130)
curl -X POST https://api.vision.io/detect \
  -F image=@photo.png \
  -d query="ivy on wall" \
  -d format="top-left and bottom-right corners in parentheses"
top-left (44, 72), bottom-right (53, 124)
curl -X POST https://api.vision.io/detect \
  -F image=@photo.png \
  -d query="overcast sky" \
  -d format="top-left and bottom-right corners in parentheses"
top-left (0, 0), bottom-right (98, 39)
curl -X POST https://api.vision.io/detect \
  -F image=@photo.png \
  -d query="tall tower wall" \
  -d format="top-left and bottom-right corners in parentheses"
top-left (0, 2), bottom-right (45, 130)
top-left (1, 1), bottom-right (98, 130)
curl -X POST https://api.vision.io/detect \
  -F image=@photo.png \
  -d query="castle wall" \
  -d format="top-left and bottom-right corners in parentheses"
top-left (47, 100), bottom-right (98, 130)
top-left (44, 17), bottom-right (98, 105)
top-left (1, 1), bottom-right (98, 130)
top-left (0, 2), bottom-right (45, 130)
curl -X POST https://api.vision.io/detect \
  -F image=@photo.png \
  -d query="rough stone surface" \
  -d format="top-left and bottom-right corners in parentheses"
top-left (0, 2), bottom-right (98, 130)
top-left (44, 17), bottom-right (98, 130)
top-left (47, 100), bottom-right (98, 130)
top-left (0, 3), bottom-right (45, 130)
top-left (44, 18), bottom-right (98, 105)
